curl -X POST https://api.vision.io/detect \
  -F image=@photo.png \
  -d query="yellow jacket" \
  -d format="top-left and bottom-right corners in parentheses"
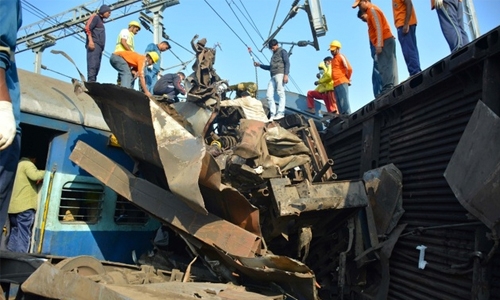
top-left (315, 61), bottom-right (334, 93)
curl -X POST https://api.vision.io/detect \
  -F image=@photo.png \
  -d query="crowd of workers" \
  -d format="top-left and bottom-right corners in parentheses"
top-left (0, 0), bottom-right (474, 253)
top-left (85, 5), bottom-right (186, 102)
top-left (303, 0), bottom-right (470, 118)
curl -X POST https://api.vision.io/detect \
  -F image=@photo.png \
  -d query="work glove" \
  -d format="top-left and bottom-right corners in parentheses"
top-left (434, 0), bottom-right (444, 9)
top-left (0, 101), bottom-right (16, 150)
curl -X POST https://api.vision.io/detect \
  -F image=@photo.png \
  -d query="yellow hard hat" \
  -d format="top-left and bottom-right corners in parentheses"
top-left (329, 40), bottom-right (342, 50)
top-left (129, 20), bottom-right (141, 29)
top-left (147, 51), bottom-right (159, 63)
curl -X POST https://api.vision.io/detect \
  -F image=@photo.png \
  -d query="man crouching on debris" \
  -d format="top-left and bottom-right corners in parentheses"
top-left (153, 72), bottom-right (186, 103)
top-left (109, 51), bottom-right (159, 97)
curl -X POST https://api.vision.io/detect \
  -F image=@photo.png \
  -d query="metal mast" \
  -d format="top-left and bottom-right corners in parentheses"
top-left (463, 0), bottom-right (480, 39)
top-left (17, 0), bottom-right (179, 73)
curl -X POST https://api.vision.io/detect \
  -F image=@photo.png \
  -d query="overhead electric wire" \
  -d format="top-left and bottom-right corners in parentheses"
top-left (268, 0), bottom-right (281, 39)
top-left (224, 0), bottom-right (261, 54)
top-left (234, 0), bottom-right (265, 41)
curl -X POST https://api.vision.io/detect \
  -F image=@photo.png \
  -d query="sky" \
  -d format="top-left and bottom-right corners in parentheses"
top-left (15, 0), bottom-right (500, 113)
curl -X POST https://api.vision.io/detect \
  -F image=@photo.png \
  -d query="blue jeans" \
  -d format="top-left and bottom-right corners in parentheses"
top-left (144, 69), bottom-right (158, 94)
top-left (334, 83), bottom-right (351, 115)
top-left (0, 134), bottom-right (20, 230)
top-left (110, 54), bottom-right (133, 89)
top-left (370, 43), bottom-right (382, 98)
top-left (266, 73), bottom-right (286, 117)
top-left (436, 0), bottom-right (469, 52)
top-left (397, 25), bottom-right (421, 76)
top-left (7, 209), bottom-right (35, 253)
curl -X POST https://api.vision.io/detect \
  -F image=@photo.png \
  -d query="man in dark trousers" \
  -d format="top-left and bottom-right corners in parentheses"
top-left (431, 0), bottom-right (469, 53)
top-left (85, 4), bottom-right (111, 82)
top-left (153, 72), bottom-right (186, 103)
top-left (0, 0), bottom-right (22, 237)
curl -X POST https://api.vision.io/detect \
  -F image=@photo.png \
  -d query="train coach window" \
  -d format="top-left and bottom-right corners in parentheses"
top-left (114, 195), bottom-right (149, 225)
top-left (58, 182), bottom-right (104, 223)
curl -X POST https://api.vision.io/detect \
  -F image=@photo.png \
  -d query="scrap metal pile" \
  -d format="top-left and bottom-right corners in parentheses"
top-left (25, 37), bottom-right (405, 300)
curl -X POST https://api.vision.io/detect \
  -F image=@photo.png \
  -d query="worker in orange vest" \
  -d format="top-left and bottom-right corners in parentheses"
top-left (329, 40), bottom-right (353, 115)
top-left (352, 0), bottom-right (398, 97)
top-left (392, 0), bottom-right (421, 76)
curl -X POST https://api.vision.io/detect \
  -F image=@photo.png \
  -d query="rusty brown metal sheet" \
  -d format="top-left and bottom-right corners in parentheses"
top-left (269, 177), bottom-right (368, 216)
top-left (150, 101), bottom-right (262, 236)
top-left (70, 141), bottom-right (261, 257)
top-left (22, 262), bottom-right (127, 300)
top-left (22, 261), bottom-right (282, 300)
top-left (445, 100), bottom-right (500, 231)
top-left (84, 82), bottom-right (261, 235)
top-left (150, 100), bottom-right (208, 213)
top-left (214, 249), bottom-right (318, 300)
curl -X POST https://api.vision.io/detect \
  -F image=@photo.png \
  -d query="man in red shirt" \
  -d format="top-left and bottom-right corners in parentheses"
top-left (110, 51), bottom-right (159, 98)
top-left (392, 0), bottom-right (421, 76)
top-left (353, 0), bottom-right (398, 97)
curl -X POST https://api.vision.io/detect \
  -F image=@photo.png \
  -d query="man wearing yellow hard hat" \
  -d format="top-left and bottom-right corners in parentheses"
top-left (329, 40), bottom-right (353, 115)
top-left (115, 20), bottom-right (141, 52)
top-left (110, 50), bottom-right (159, 98)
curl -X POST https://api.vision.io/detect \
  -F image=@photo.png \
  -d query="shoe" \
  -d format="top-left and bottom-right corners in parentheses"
top-left (305, 108), bottom-right (316, 114)
top-left (273, 113), bottom-right (285, 120)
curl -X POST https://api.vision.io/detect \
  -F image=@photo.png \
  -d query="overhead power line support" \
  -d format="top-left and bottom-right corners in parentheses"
top-left (17, 0), bottom-right (179, 54)
top-left (463, 0), bottom-right (480, 40)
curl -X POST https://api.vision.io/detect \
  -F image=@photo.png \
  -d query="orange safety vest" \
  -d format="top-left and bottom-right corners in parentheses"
top-left (366, 3), bottom-right (394, 48)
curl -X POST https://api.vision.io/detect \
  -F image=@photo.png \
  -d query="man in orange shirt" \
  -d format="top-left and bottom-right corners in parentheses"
top-left (393, 0), bottom-right (421, 76)
top-left (329, 40), bottom-right (352, 115)
top-left (110, 51), bottom-right (159, 98)
top-left (353, 0), bottom-right (398, 97)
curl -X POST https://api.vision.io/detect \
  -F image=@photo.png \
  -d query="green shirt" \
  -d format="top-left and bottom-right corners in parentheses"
top-left (8, 158), bottom-right (46, 214)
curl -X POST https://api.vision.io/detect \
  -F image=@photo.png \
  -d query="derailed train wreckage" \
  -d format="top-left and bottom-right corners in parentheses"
top-left (17, 37), bottom-right (407, 299)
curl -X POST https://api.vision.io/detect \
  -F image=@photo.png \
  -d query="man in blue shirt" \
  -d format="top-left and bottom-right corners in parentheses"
top-left (144, 41), bottom-right (171, 94)
top-left (0, 0), bottom-right (23, 232)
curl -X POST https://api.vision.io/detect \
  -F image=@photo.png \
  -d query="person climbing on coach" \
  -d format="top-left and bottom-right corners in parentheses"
top-left (305, 56), bottom-right (337, 115)
top-left (254, 39), bottom-right (290, 121)
top-left (84, 4), bottom-right (111, 82)
top-left (110, 51), bottom-right (159, 98)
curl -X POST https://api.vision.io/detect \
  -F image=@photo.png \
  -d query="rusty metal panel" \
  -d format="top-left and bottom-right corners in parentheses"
top-left (69, 141), bottom-right (261, 258)
top-left (269, 177), bottom-right (367, 216)
top-left (444, 101), bottom-right (500, 231)
top-left (150, 100), bottom-right (208, 214)
top-left (322, 26), bottom-right (500, 299)
top-left (84, 83), bottom-right (262, 235)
